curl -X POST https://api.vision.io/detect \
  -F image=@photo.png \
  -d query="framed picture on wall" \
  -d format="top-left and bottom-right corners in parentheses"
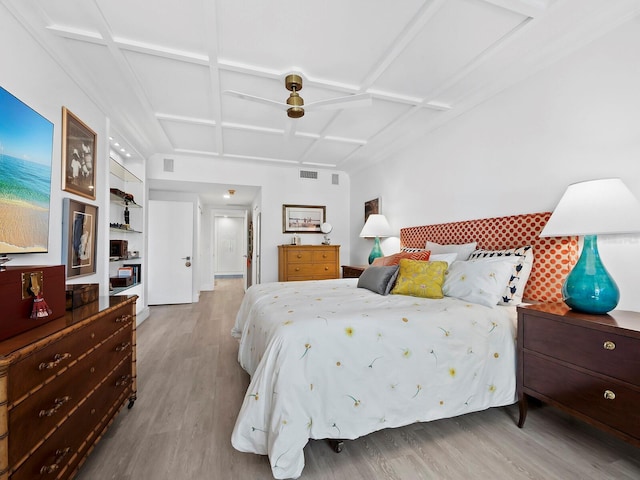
top-left (62, 198), bottom-right (98, 278)
top-left (364, 197), bottom-right (380, 222)
top-left (62, 107), bottom-right (97, 200)
top-left (282, 204), bottom-right (325, 233)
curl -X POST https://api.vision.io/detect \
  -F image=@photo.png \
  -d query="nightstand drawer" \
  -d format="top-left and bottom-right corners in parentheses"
top-left (522, 315), bottom-right (640, 385)
top-left (524, 352), bottom-right (640, 440)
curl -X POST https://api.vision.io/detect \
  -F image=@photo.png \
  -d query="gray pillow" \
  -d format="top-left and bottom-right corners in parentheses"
top-left (357, 265), bottom-right (399, 295)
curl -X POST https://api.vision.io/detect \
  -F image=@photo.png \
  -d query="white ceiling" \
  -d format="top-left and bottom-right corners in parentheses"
top-left (5, 0), bottom-right (639, 204)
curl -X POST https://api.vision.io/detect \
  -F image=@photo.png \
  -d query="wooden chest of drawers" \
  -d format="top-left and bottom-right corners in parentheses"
top-left (278, 245), bottom-right (340, 281)
top-left (0, 295), bottom-right (138, 480)
top-left (517, 303), bottom-right (640, 447)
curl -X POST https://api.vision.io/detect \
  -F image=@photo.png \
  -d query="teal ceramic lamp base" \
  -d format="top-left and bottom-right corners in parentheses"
top-left (368, 236), bottom-right (383, 264)
top-left (563, 235), bottom-right (619, 314)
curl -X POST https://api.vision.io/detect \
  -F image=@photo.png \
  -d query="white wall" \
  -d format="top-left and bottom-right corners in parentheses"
top-left (1, 6), bottom-right (110, 293)
top-left (147, 155), bottom-right (350, 283)
top-left (351, 16), bottom-right (640, 312)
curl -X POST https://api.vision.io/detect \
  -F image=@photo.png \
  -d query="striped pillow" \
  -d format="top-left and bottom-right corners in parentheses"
top-left (372, 249), bottom-right (431, 266)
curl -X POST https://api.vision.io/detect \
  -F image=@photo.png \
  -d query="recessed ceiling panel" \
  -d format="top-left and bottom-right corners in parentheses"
top-left (39, 0), bottom-right (103, 36)
top-left (160, 120), bottom-right (217, 153)
top-left (216, 0), bottom-right (426, 84)
top-left (223, 129), bottom-right (314, 161)
top-left (96, 0), bottom-right (207, 54)
top-left (373, 0), bottom-right (527, 99)
top-left (125, 51), bottom-right (213, 119)
top-left (323, 98), bottom-right (413, 140)
top-left (302, 140), bottom-right (362, 167)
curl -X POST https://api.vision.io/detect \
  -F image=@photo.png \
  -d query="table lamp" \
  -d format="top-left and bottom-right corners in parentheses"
top-left (540, 178), bottom-right (640, 314)
top-left (359, 214), bottom-right (394, 264)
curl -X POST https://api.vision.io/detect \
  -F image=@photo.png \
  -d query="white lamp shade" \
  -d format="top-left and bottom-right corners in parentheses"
top-left (540, 178), bottom-right (640, 237)
top-left (359, 214), bottom-right (394, 238)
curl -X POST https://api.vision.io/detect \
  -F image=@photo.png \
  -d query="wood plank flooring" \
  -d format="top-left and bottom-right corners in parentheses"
top-left (76, 279), bottom-right (640, 479)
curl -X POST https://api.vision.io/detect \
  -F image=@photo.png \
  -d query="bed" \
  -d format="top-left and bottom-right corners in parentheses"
top-left (231, 212), bottom-right (578, 479)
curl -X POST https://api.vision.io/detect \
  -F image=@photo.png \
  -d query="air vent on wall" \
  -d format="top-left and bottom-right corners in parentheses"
top-left (332, 174), bottom-right (339, 185)
top-left (299, 169), bottom-right (318, 180)
top-left (163, 158), bottom-right (174, 172)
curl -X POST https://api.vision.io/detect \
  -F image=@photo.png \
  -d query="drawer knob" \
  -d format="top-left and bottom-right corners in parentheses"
top-left (603, 341), bottom-right (616, 350)
top-left (295, 267), bottom-right (300, 271)
top-left (324, 267), bottom-right (329, 271)
top-left (115, 314), bottom-right (132, 323)
top-left (39, 396), bottom-right (71, 418)
top-left (38, 352), bottom-right (72, 371)
top-left (116, 374), bottom-right (132, 387)
top-left (603, 390), bottom-right (616, 400)
top-left (297, 254), bottom-right (302, 258)
top-left (40, 447), bottom-right (71, 474)
top-left (116, 341), bottom-right (131, 352)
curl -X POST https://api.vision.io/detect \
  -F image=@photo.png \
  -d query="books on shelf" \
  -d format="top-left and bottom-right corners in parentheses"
top-left (122, 263), bottom-right (141, 284)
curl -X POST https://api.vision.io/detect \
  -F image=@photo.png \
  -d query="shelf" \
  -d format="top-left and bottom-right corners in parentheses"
top-left (109, 282), bottom-right (140, 296)
top-left (110, 158), bottom-right (142, 183)
top-left (110, 193), bottom-right (141, 207)
top-left (109, 256), bottom-right (142, 262)
top-left (110, 227), bottom-right (142, 234)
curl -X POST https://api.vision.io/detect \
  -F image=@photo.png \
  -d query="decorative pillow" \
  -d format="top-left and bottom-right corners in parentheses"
top-left (357, 265), bottom-right (399, 295)
top-left (391, 259), bottom-right (448, 299)
top-left (442, 257), bottom-right (520, 307)
top-left (372, 249), bottom-right (431, 266)
top-left (425, 241), bottom-right (477, 261)
top-left (468, 246), bottom-right (534, 305)
top-left (428, 253), bottom-right (458, 266)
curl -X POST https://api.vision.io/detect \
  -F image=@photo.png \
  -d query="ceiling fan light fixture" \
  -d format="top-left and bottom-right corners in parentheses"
top-left (286, 92), bottom-right (305, 118)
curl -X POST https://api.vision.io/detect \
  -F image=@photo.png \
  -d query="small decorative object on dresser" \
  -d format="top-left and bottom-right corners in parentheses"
top-left (517, 302), bottom-right (640, 448)
top-left (278, 244), bottom-right (340, 281)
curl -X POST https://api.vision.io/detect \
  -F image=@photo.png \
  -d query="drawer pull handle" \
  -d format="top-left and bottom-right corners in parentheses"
top-left (38, 353), bottom-right (71, 371)
top-left (39, 447), bottom-right (71, 474)
top-left (324, 267), bottom-right (329, 271)
top-left (603, 341), bottom-right (616, 350)
top-left (116, 342), bottom-right (131, 352)
top-left (297, 254), bottom-right (302, 258)
top-left (115, 314), bottom-right (132, 323)
top-left (116, 374), bottom-right (132, 387)
top-left (295, 267), bottom-right (300, 271)
top-left (604, 390), bottom-right (616, 400)
top-left (39, 396), bottom-right (71, 418)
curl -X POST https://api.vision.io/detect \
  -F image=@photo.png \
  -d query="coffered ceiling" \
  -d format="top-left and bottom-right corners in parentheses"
top-left (4, 0), bottom-right (639, 175)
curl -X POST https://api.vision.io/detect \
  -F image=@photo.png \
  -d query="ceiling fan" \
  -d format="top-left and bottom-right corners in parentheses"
top-left (223, 74), bottom-right (372, 119)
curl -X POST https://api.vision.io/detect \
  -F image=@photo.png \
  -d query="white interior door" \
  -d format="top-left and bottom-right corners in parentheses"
top-left (148, 200), bottom-right (193, 305)
top-left (214, 215), bottom-right (244, 275)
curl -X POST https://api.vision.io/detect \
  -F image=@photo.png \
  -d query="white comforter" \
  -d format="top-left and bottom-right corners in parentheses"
top-left (231, 279), bottom-right (517, 479)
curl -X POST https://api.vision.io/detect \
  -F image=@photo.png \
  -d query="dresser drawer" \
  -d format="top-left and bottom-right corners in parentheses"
top-left (312, 249), bottom-right (336, 263)
top-left (9, 356), bottom-right (132, 480)
top-left (8, 325), bottom-right (132, 464)
top-left (286, 250), bottom-right (313, 263)
top-left (523, 352), bottom-right (640, 440)
top-left (522, 315), bottom-right (640, 385)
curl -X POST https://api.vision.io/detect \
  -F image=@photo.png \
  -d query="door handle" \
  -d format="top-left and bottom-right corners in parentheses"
top-left (182, 256), bottom-right (192, 267)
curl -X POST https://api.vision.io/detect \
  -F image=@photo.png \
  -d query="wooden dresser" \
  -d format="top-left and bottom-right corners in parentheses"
top-left (0, 295), bottom-right (137, 480)
top-left (517, 303), bottom-right (640, 447)
top-left (278, 245), bottom-right (340, 281)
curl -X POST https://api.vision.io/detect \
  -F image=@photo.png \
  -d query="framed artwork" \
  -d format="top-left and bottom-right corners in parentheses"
top-left (282, 204), bottom-right (325, 233)
top-left (62, 107), bottom-right (97, 200)
top-left (364, 197), bottom-right (380, 222)
top-left (62, 198), bottom-right (98, 278)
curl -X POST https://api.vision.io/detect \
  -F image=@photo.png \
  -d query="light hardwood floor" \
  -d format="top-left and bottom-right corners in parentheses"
top-left (77, 279), bottom-right (640, 480)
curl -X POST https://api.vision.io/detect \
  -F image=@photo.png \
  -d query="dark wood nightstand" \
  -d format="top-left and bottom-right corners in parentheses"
top-left (341, 265), bottom-right (368, 278)
top-left (517, 303), bottom-right (640, 448)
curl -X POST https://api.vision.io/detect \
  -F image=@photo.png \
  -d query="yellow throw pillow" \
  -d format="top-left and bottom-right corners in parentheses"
top-left (391, 259), bottom-right (448, 299)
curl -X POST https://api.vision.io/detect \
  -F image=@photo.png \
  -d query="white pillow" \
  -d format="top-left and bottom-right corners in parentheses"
top-left (425, 241), bottom-right (477, 261)
top-left (468, 246), bottom-right (534, 305)
top-left (428, 253), bottom-right (458, 266)
top-left (443, 257), bottom-right (520, 307)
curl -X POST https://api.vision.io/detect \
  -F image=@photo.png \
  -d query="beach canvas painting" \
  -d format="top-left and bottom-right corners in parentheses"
top-left (0, 87), bottom-right (54, 254)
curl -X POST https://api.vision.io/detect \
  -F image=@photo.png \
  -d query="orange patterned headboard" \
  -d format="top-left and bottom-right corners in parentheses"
top-left (400, 212), bottom-right (578, 302)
